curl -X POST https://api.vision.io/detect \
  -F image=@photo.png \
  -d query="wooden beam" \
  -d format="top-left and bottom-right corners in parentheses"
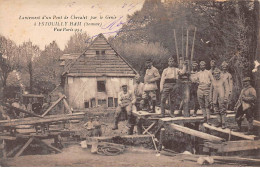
top-left (204, 140), bottom-right (260, 153)
top-left (7, 144), bottom-right (23, 157)
top-left (63, 99), bottom-right (72, 114)
top-left (253, 120), bottom-right (260, 127)
top-left (41, 95), bottom-right (65, 117)
top-left (169, 123), bottom-right (225, 143)
top-left (34, 138), bottom-right (62, 153)
top-left (142, 122), bottom-right (157, 135)
top-left (203, 123), bottom-right (256, 140)
top-left (0, 135), bottom-right (16, 140)
top-left (0, 102), bottom-right (42, 118)
top-left (0, 112), bottom-right (85, 127)
top-left (14, 137), bottom-right (34, 157)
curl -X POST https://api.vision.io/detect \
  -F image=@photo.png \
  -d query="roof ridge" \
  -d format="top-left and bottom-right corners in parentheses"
top-left (63, 33), bottom-right (137, 76)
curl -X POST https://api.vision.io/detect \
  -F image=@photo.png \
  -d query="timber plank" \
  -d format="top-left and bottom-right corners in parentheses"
top-left (204, 140), bottom-right (260, 152)
top-left (0, 112), bottom-right (85, 127)
top-left (253, 120), bottom-right (260, 127)
top-left (203, 123), bottom-right (256, 140)
top-left (169, 123), bottom-right (225, 143)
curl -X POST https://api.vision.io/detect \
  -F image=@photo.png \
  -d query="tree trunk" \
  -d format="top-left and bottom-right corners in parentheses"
top-left (254, 0), bottom-right (260, 124)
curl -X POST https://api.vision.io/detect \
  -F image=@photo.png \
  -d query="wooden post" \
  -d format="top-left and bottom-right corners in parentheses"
top-left (186, 29), bottom-right (189, 60)
top-left (15, 137), bottom-right (34, 157)
top-left (159, 128), bottom-right (165, 151)
top-left (182, 26), bottom-right (184, 60)
top-left (174, 29), bottom-right (179, 64)
top-left (2, 139), bottom-right (6, 158)
top-left (41, 95), bottom-right (65, 117)
top-left (190, 27), bottom-right (197, 65)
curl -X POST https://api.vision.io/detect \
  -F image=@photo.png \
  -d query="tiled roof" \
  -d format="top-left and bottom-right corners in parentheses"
top-left (65, 34), bottom-right (137, 77)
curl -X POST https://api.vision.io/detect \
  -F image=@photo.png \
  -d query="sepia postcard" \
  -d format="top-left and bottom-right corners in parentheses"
top-left (0, 0), bottom-right (260, 167)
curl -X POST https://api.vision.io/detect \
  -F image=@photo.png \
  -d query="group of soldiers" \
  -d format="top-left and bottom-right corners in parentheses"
top-left (113, 57), bottom-right (257, 135)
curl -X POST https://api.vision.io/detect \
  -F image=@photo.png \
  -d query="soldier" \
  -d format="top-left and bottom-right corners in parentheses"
top-left (221, 61), bottom-right (233, 108)
top-left (112, 84), bottom-right (136, 135)
top-left (234, 77), bottom-right (256, 135)
top-left (134, 74), bottom-right (144, 111)
top-left (143, 59), bottom-right (160, 113)
top-left (134, 74), bottom-right (144, 134)
top-left (190, 62), bottom-right (200, 117)
top-left (210, 68), bottom-right (229, 129)
top-left (160, 57), bottom-right (186, 117)
top-left (209, 59), bottom-right (216, 76)
top-left (191, 61), bottom-right (213, 124)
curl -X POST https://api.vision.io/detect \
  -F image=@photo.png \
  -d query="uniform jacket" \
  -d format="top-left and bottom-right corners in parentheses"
top-left (222, 72), bottom-right (233, 96)
top-left (191, 69), bottom-right (213, 91)
top-left (144, 66), bottom-right (160, 91)
top-left (210, 75), bottom-right (229, 104)
top-left (235, 85), bottom-right (256, 111)
top-left (118, 90), bottom-right (135, 107)
top-left (134, 82), bottom-right (144, 98)
top-left (160, 66), bottom-right (185, 91)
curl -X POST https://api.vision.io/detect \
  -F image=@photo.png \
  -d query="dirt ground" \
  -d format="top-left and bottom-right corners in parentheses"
top-left (0, 145), bottom-right (242, 167)
top-left (1, 109), bottom-right (259, 167)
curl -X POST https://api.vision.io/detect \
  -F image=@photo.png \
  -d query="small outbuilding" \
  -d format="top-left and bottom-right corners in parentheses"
top-left (61, 34), bottom-right (137, 110)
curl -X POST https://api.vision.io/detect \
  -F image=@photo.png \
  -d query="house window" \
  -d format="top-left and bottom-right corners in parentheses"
top-left (114, 98), bottom-right (118, 107)
top-left (96, 51), bottom-right (100, 55)
top-left (101, 50), bottom-right (105, 55)
top-left (98, 99), bottom-right (106, 106)
top-left (97, 81), bottom-right (106, 92)
top-left (108, 97), bottom-right (113, 107)
top-left (84, 101), bottom-right (89, 108)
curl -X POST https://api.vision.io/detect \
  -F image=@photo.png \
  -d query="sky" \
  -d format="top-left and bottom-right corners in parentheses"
top-left (0, 0), bottom-right (144, 50)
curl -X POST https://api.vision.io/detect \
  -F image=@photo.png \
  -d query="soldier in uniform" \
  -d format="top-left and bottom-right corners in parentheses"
top-left (210, 68), bottom-right (229, 129)
top-left (209, 59), bottom-right (216, 75)
top-left (160, 57), bottom-right (186, 117)
top-left (134, 74), bottom-right (144, 134)
top-left (191, 61), bottom-right (213, 124)
top-left (134, 74), bottom-right (144, 111)
top-left (190, 62), bottom-right (200, 117)
top-left (234, 77), bottom-right (256, 135)
top-left (221, 61), bottom-right (233, 108)
top-left (112, 84), bottom-right (136, 135)
top-left (143, 59), bottom-right (160, 113)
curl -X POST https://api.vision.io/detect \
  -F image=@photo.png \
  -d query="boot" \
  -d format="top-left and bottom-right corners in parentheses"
top-left (245, 119), bottom-right (254, 135)
top-left (234, 121), bottom-right (242, 132)
top-left (149, 100), bottom-right (156, 113)
top-left (215, 113), bottom-right (221, 127)
top-left (221, 114), bottom-right (226, 129)
top-left (206, 109), bottom-right (211, 125)
top-left (112, 119), bottom-right (119, 130)
top-left (127, 125), bottom-right (134, 135)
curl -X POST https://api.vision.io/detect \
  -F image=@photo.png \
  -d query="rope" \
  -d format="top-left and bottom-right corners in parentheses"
top-left (96, 144), bottom-right (125, 156)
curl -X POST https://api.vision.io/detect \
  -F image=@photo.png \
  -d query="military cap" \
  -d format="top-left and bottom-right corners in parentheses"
top-left (121, 83), bottom-right (127, 87)
top-left (146, 58), bottom-right (152, 63)
top-left (210, 60), bottom-right (215, 64)
top-left (200, 61), bottom-right (206, 65)
top-left (242, 77), bottom-right (251, 82)
top-left (168, 57), bottom-right (175, 62)
top-left (213, 68), bottom-right (221, 74)
top-left (192, 62), bottom-right (198, 67)
top-left (221, 61), bottom-right (228, 67)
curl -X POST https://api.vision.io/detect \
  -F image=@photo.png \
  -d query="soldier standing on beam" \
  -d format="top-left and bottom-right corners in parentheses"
top-left (190, 61), bottom-right (200, 117)
top-left (234, 77), bottom-right (257, 135)
top-left (210, 68), bottom-right (229, 129)
top-left (160, 57), bottom-right (186, 117)
top-left (221, 61), bottom-right (233, 109)
top-left (143, 59), bottom-right (160, 113)
top-left (191, 61), bottom-right (213, 124)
